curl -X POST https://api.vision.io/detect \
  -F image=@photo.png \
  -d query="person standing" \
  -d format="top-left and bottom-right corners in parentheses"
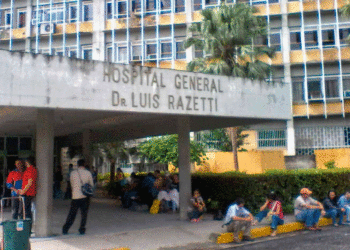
top-left (64, 164), bottom-right (73, 200)
top-left (19, 157), bottom-right (38, 220)
top-left (62, 159), bottom-right (93, 235)
top-left (6, 159), bottom-right (24, 220)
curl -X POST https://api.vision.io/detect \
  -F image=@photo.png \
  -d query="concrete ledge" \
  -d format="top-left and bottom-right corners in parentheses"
top-left (216, 217), bottom-right (333, 244)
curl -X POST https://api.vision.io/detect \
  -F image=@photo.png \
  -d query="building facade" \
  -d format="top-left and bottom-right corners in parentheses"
top-left (1, 0), bottom-right (350, 157)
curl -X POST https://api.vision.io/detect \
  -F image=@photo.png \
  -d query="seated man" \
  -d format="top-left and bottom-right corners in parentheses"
top-left (337, 191), bottom-right (350, 224)
top-left (323, 190), bottom-right (344, 226)
top-left (294, 188), bottom-right (326, 231)
top-left (223, 198), bottom-right (254, 243)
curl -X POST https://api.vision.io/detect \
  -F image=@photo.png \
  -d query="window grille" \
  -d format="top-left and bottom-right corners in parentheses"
top-left (257, 130), bottom-right (286, 148)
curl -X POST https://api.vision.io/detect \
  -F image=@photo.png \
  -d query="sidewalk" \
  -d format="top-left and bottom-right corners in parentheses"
top-left (0, 196), bottom-right (333, 250)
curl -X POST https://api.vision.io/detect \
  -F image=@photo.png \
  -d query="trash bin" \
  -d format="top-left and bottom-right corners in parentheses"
top-left (2, 219), bottom-right (31, 250)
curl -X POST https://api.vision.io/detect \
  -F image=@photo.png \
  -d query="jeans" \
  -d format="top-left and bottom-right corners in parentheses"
top-left (344, 206), bottom-right (350, 222)
top-left (255, 211), bottom-right (284, 229)
top-left (11, 197), bottom-right (23, 220)
top-left (63, 198), bottom-right (90, 234)
top-left (295, 209), bottom-right (321, 227)
top-left (324, 208), bottom-right (344, 225)
top-left (23, 196), bottom-right (34, 220)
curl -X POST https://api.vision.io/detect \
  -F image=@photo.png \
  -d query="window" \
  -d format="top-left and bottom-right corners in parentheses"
top-left (193, 0), bottom-right (202, 11)
top-left (106, 2), bottom-right (113, 19)
top-left (55, 49), bottom-right (64, 57)
top-left (176, 0), bottom-right (185, 12)
top-left (17, 10), bottom-right (26, 28)
top-left (176, 41), bottom-right (186, 59)
top-left (270, 33), bottom-right (281, 51)
top-left (118, 1), bottom-right (127, 17)
top-left (20, 137), bottom-right (32, 151)
top-left (343, 77), bottom-right (350, 98)
top-left (82, 47), bottom-right (93, 60)
top-left (304, 30), bottom-right (318, 48)
top-left (325, 77), bottom-right (339, 98)
top-left (106, 47), bottom-right (113, 62)
top-left (255, 35), bottom-right (268, 46)
top-left (290, 32), bottom-right (301, 50)
top-left (322, 29), bottom-right (335, 46)
top-left (339, 28), bottom-right (350, 45)
top-left (258, 130), bottom-right (286, 148)
top-left (69, 4), bottom-right (78, 23)
top-left (117, 46), bottom-right (128, 62)
top-left (146, 0), bottom-right (156, 12)
top-left (161, 41), bottom-right (172, 59)
top-left (195, 45), bottom-right (203, 58)
top-left (0, 138), bottom-right (4, 151)
top-left (308, 79), bottom-right (322, 100)
top-left (5, 10), bottom-right (11, 28)
top-left (132, 44), bottom-right (142, 61)
top-left (6, 137), bottom-right (18, 155)
top-left (146, 43), bottom-right (157, 59)
top-left (292, 79), bottom-right (305, 103)
top-left (83, 3), bottom-right (93, 21)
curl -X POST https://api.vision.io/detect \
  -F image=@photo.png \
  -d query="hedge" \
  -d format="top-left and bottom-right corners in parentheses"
top-left (191, 169), bottom-right (350, 214)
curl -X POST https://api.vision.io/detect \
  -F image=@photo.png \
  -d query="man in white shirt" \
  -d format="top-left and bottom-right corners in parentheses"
top-left (62, 159), bottom-right (94, 235)
top-left (294, 188), bottom-right (325, 231)
top-left (224, 198), bottom-right (255, 243)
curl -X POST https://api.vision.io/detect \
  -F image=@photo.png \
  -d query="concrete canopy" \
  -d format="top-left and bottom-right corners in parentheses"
top-left (0, 49), bottom-right (291, 237)
top-left (0, 50), bottom-right (291, 140)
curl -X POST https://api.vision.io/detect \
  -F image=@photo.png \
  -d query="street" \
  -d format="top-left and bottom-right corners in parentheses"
top-left (228, 226), bottom-right (350, 250)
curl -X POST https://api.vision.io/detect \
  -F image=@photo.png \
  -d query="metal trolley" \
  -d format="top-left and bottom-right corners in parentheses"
top-left (0, 197), bottom-right (31, 250)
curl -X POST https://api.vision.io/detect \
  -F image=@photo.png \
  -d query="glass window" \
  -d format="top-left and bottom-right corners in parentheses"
top-left (106, 2), bottom-right (113, 19)
top-left (69, 5), bottom-right (77, 23)
top-left (132, 45), bottom-right (142, 61)
top-left (146, 0), bottom-right (156, 11)
top-left (106, 47), bottom-right (113, 62)
top-left (83, 48), bottom-right (93, 60)
top-left (69, 49), bottom-right (77, 58)
top-left (270, 33), bottom-right (281, 51)
top-left (5, 11), bottom-right (11, 27)
top-left (322, 29), bottom-right (335, 46)
top-left (308, 79), bottom-right (322, 100)
top-left (305, 30), bottom-right (318, 48)
top-left (339, 28), bottom-right (350, 45)
top-left (117, 46), bottom-right (128, 62)
top-left (84, 3), bottom-right (93, 21)
top-left (161, 42), bottom-right (172, 59)
top-left (290, 32), bottom-right (301, 50)
top-left (292, 79), bottom-right (305, 102)
top-left (146, 43), bottom-right (157, 59)
top-left (18, 10), bottom-right (26, 28)
top-left (176, 0), bottom-right (185, 12)
top-left (325, 77), bottom-right (339, 98)
top-left (0, 138), bottom-right (4, 151)
top-left (193, 0), bottom-right (202, 11)
top-left (195, 45), bottom-right (203, 58)
top-left (255, 35), bottom-right (268, 46)
top-left (118, 1), bottom-right (127, 16)
top-left (20, 137), bottom-right (32, 151)
top-left (176, 41), bottom-right (186, 59)
top-left (6, 137), bottom-right (18, 155)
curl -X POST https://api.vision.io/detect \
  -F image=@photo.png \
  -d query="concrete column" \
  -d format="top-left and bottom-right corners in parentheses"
top-left (35, 109), bottom-right (55, 237)
top-left (92, 0), bottom-right (106, 61)
top-left (185, 0), bottom-right (194, 62)
top-left (82, 129), bottom-right (93, 167)
top-left (25, 0), bottom-right (33, 52)
top-left (281, 0), bottom-right (295, 156)
top-left (177, 116), bottom-right (191, 220)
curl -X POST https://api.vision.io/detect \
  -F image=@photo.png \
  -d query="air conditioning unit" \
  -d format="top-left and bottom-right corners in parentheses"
top-left (147, 54), bottom-right (157, 60)
top-left (344, 90), bottom-right (350, 98)
top-left (40, 23), bottom-right (55, 35)
top-left (132, 55), bottom-right (142, 61)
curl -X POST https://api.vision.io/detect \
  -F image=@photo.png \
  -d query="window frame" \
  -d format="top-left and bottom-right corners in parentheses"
top-left (17, 9), bottom-right (27, 28)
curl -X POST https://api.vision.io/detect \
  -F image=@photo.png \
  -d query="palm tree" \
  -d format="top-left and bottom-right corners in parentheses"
top-left (184, 3), bottom-right (275, 171)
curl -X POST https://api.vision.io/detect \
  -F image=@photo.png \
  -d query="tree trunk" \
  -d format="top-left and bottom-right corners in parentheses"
top-left (227, 127), bottom-right (239, 171)
top-left (109, 158), bottom-right (116, 184)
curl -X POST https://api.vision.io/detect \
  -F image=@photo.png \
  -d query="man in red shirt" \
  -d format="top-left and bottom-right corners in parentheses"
top-left (6, 160), bottom-right (24, 219)
top-left (19, 157), bottom-right (38, 220)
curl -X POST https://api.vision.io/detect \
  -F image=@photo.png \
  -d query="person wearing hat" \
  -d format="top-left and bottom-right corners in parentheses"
top-left (337, 191), bottom-right (350, 224)
top-left (294, 188), bottom-right (326, 231)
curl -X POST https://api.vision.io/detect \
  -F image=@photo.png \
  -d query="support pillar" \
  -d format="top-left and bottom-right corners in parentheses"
top-left (287, 120), bottom-right (296, 156)
top-left (83, 129), bottom-right (93, 167)
top-left (92, 0), bottom-right (105, 61)
top-left (35, 109), bottom-right (54, 237)
top-left (178, 117), bottom-right (191, 221)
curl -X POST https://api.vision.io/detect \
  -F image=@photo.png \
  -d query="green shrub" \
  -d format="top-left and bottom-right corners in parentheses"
top-left (324, 160), bottom-right (336, 169)
top-left (191, 168), bottom-right (350, 214)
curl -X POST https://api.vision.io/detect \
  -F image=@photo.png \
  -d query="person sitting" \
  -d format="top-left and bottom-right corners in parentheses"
top-left (140, 171), bottom-right (158, 210)
top-left (122, 172), bottom-right (140, 209)
top-left (294, 188), bottom-right (326, 231)
top-left (337, 191), bottom-right (350, 224)
top-left (223, 198), bottom-right (254, 243)
top-left (157, 183), bottom-right (171, 213)
top-left (188, 189), bottom-right (206, 222)
top-left (254, 192), bottom-right (284, 236)
top-left (323, 190), bottom-right (344, 226)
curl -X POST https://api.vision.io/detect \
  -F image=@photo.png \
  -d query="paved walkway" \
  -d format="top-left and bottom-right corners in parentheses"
top-left (0, 196), bottom-right (300, 250)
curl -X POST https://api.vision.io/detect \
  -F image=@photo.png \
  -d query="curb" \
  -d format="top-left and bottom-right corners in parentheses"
top-left (216, 217), bottom-right (333, 244)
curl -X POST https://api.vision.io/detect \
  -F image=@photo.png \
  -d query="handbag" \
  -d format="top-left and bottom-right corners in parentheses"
top-left (267, 202), bottom-right (278, 223)
top-left (77, 170), bottom-right (94, 197)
